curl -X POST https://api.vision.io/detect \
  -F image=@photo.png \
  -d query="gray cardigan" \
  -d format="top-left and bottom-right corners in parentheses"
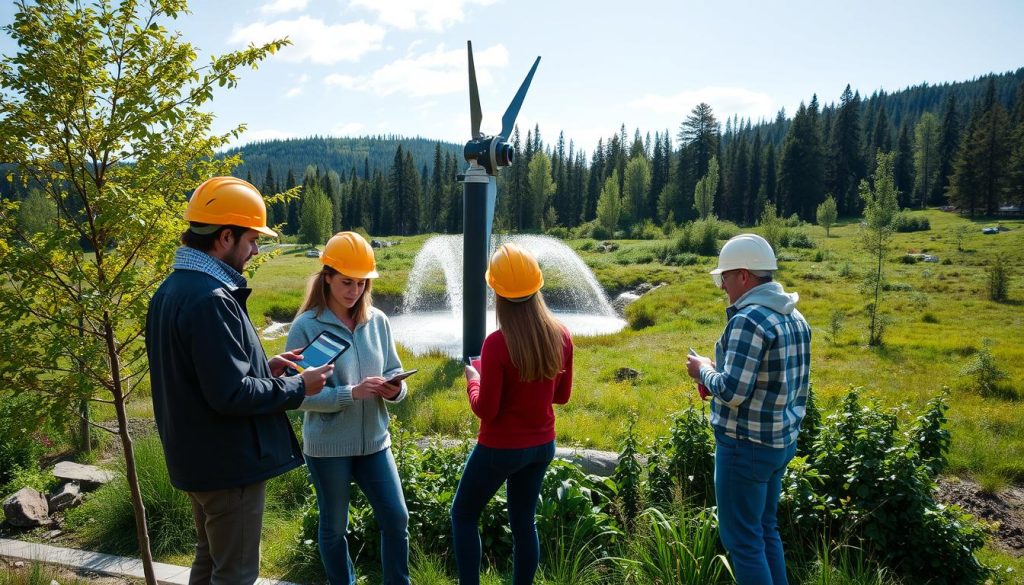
top-left (286, 306), bottom-right (407, 458)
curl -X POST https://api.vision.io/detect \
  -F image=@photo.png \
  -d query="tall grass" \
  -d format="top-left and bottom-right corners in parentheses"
top-left (65, 435), bottom-right (194, 557)
top-left (619, 507), bottom-right (731, 584)
top-left (0, 562), bottom-right (90, 585)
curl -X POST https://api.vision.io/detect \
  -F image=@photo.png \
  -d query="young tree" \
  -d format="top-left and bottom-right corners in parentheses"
top-left (0, 2), bottom-right (285, 583)
top-left (622, 155), bottom-right (652, 226)
top-left (860, 152), bottom-right (900, 346)
top-left (15, 189), bottom-right (56, 235)
top-left (299, 186), bottom-right (333, 246)
top-left (527, 151), bottom-right (556, 230)
top-left (596, 170), bottom-right (622, 234)
top-left (816, 195), bottom-right (838, 238)
top-left (693, 156), bottom-right (719, 220)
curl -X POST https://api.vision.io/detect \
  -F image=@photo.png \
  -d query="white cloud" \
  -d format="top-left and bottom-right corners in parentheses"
top-left (229, 17), bottom-right (385, 64)
top-left (258, 0), bottom-right (308, 15)
top-left (285, 86), bottom-right (304, 98)
top-left (350, 0), bottom-right (498, 32)
top-left (333, 122), bottom-right (365, 136)
top-left (629, 87), bottom-right (776, 121)
top-left (324, 74), bottom-right (357, 88)
top-left (361, 43), bottom-right (508, 97)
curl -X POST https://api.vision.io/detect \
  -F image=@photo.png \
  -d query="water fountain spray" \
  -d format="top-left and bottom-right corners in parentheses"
top-left (459, 41), bottom-right (540, 359)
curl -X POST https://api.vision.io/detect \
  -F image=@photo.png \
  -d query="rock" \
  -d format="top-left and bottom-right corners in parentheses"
top-left (3, 487), bottom-right (52, 527)
top-left (370, 239), bottom-right (395, 248)
top-left (43, 529), bottom-right (63, 540)
top-left (52, 461), bottom-right (116, 490)
top-left (615, 367), bottom-right (640, 382)
top-left (596, 241), bottom-right (619, 253)
top-left (612, 292), bottom-right (640, 314)
top-left (48, 482), bottom-right (83, 512)
top-left (13, 561), bottom-right (25, 569)
top-left (556, 447), bottom-right (621, 476)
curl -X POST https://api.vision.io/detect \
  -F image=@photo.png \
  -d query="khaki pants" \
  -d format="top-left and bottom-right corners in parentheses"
top-left (187, 481), bottom-right (266, 585)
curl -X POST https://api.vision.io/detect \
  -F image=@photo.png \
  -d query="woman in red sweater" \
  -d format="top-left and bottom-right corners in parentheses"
top-left (450, 243), bottom-right (573, 585)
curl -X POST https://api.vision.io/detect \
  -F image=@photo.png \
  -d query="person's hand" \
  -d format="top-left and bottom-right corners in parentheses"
top-left (464, 365), bottom-right (479, 383)
top-left (353, 376), bottom-right (387, 400)
top-left (686, 354), bottom-right (712, 381)
top-left (379, 380), bottom-right (402, 400)
top-left (269, 349), bottom-right (304, 377)
top-left (301, 363), bottom-right (334, 396)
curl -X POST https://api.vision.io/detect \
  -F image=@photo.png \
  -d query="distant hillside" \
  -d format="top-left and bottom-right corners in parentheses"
top-left (222, 136), bottom-right (463, 183)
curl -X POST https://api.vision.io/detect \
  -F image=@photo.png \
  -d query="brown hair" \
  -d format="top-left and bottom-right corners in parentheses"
top-left (296, 265), bottom-right (374, 324)
top-left (495, 292), bottom-right (565, 381)
top-left (180, 224), bottom-right (249, 252)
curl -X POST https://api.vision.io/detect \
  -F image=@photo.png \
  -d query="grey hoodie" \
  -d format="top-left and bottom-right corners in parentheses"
top-left (286, 307), bottom-right (407, 458)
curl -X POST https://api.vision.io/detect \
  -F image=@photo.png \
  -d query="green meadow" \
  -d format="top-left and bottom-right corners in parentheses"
top-left (251, 209), bottom-right (1024, 488)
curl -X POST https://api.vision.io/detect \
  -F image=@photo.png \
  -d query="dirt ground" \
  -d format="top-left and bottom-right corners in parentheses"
top-left (1, 557), bottom-right (140, 584)
top-left (936, 477), bottom-right (1024, 555)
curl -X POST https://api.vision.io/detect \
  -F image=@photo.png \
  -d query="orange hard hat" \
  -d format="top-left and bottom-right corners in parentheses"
top-left (184, 177), bottom-right (277, 237)
top-left (486, 243), bottom-right (544, 299)
top-left (322, 232), bottom-right (379, 279)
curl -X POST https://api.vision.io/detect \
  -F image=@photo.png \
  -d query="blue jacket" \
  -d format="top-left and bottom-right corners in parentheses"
top-left (146, 255), bottom-right (305, 492)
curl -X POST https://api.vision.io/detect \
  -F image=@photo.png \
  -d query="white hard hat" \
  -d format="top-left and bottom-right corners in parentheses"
top-left (710, 234), bottom-right (777, 286)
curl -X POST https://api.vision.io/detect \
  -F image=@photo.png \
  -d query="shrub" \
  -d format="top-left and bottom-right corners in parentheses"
top-left (630, 219), bottom-right (663, 240)
top-left (826, 310), bottom-right (845, 345)
top-left (625, 301), bottom-right (656, 330)
top-left (960, 339), bottom-right (1015, 399)
top-left (779, 388), bottom-right (990, 584)
top-left (647, 407), bottom-right (715, 508)
top-left (620, 507), bottom-right (730, 585)
top-left (788, 230), bottom-right (815, 249)
top-left (591, 224), bottom-right (612, 241)
top-left (610, 413), bottom-right (644, 532)
top-left (987, 255), bottom-right (1009, 302)
top-left (922, 312), bottom-right (939, 323)
top-left (66, 436), bottom-right (194, 557)
top-left (900, 254), bottom-right (919, 264)
top-left (546, 226), bottom-right (571, 240)
top-left (893, 213), bottom-right (931, 232)
top-left (0, 392), bottom-right (46, 489)
top-left (577, 240), bottom-right (595, 252)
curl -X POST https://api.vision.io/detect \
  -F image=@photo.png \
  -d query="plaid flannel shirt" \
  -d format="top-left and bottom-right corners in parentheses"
top-left (172, 246), bottom-right (247, 290)
top-left (699, 283), bottom-right (812, 448)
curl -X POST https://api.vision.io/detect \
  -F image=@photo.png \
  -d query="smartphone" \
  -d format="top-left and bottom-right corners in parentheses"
top-left (286, 330), bottom-right (350, 376)
top-left (688, 348), bottom-right (710, 400)
top-left (385, 369), bottom-right (419, 385)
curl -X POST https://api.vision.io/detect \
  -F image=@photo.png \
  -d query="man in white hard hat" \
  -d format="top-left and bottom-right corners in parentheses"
top-left (686, 233), bottom-right (811, 585)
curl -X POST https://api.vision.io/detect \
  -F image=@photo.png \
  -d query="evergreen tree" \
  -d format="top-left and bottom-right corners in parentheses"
top-left (860, 152), bottom-right (900, 346)
top-left (935, 94), bottom-right (961, 205)
top-left (827, 85), bottom-right (865, 216)
top-left (780, 99), bottom-right (826, 220)
top-left (1008, 81), bottom-right (1024, 213)
top-left (445, 152), bottom-right (463, 233)
top-left (429, 142), bottom-right (445, 233)
top-left (679, 103), bottom-right (720, 185)
top-left (949, 101), bottom-right (1012, 216)
top-left (763, 141), bottom-right (778, 208)
top-left (913, 112), bottom-right (941, 209)
top-left (747, 131), bottom-right (764, 225)
top-left (402, 150), bottom-right (422, 234)
top-left (894, 123), bottom-right (914, 207)
top-left (585, 138), bottom-right (605, 223)
top-left (385, 146), bottom-right (404, 233)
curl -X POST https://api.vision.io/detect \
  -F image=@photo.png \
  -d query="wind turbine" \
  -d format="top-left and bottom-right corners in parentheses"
top-left (460, 41), bottom-right (541, 360)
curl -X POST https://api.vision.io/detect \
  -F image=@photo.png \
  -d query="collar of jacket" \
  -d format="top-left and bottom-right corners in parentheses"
top-left (172, 246), bottom-right (247, 290)
top-left (311, 305), bottom-right (368, 334)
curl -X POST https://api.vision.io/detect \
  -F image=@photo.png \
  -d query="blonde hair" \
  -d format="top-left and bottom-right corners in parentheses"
top-left (296, 265), bottom-right (374, 324)
top-left (495, 292), bottom-right (565, 381)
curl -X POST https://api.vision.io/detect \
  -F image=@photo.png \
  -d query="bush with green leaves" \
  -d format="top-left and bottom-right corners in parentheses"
top-left (960, 339), bottom-right (1014, 399)
top-left (987, 255), bottom-right (1009, 302)
top-left (673, 218), bottom-right (727, 257)
top-left (625, 301), bottom-right (656, 330)
top-left (647, 406), bottom-right (715, 508)
top-left (779, 388), bottom-right (989, 584)
top-left (610, 412), bottom-right (644, 532)
top-left (893, 214), bottom-right (931, 232)
top-left (0, 391), bottom-right (48, 490)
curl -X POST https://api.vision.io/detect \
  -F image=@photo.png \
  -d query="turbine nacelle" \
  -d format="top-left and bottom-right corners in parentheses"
top-left (463, 41), bottom-right (540, 176)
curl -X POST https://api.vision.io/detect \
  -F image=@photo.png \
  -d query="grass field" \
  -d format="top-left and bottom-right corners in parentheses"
top-left (247, 210), bottom-right (1024, 490)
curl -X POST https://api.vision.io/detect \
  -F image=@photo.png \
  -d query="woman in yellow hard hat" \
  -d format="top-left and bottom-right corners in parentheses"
top-left (285, 231), bottom-right (411, 585)
top-left (450, 242), bottom-right (574, 585)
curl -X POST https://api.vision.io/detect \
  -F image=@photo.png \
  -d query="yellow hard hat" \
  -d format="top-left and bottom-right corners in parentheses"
top-left (322, 232), bottom-right (379, 279)
top-left (184, 177), bottom-right (277, 237)
top-left (486, 243), bottom-right (543, 299)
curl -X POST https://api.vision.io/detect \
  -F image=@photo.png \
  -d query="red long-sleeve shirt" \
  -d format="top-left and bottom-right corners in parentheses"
top-left (467, 328), bottom-right (574, 449)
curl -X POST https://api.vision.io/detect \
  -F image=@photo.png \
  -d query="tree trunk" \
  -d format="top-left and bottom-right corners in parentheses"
top-left (104, 315), bottom-right (158, 585)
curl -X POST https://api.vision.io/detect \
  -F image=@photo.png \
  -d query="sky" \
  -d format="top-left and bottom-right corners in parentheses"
top-left (1, 0), bottom-right (1023, 155)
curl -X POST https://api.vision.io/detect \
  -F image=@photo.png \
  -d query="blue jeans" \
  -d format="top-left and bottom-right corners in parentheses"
top-left (715, 432), bottom-right (797, 585)
top-left (450, 441), bottom-right (556, 585)
top-left (305, 448), bottom-right (410, 585)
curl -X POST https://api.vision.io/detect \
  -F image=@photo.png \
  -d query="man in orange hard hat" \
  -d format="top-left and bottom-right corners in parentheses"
top-left (146, 177), bottom-right (335, 585)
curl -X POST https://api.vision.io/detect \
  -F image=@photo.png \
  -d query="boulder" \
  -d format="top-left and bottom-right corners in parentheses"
top-left (3, 487), bottom-right (52, 527)
top-left (612, 292), bottom-right (640, 314)
top-left (48, 482), bottom-right (83, 512)
top-left (555, 447), bottom-right (620, 476)
top-left (52, 461), bottom-right (116, 490)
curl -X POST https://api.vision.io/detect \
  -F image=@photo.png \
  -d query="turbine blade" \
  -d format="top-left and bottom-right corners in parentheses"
top-left (468, 41), bottom-right (482, 139)
top-left (500, 55), bottom-right (541, 140)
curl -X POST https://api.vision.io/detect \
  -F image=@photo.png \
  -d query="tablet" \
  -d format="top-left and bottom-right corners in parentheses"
top-left (385, 369), bottom-right (418, 384)
top-left (287, 330), bottom-right (350, 375)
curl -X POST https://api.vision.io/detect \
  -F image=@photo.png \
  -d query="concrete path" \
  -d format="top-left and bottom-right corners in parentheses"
top-left (0, 538), bottom-right (299, 585)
